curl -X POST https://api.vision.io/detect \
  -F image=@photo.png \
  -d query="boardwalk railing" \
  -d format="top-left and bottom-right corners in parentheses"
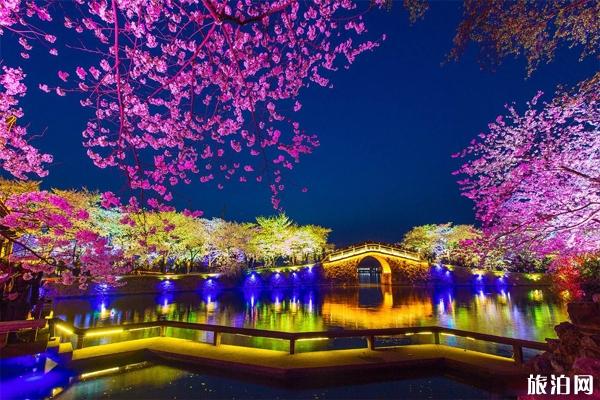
top-left (49, 318), bottom-right (547, 364)
top-left (0, 319), bottom-right (47, 348)
top-left (325, 242), bottom-right (421, 263)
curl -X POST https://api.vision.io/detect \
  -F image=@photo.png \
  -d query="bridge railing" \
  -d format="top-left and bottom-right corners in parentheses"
top-left (325, 242), bottom-right (421, 262)
top-left (49, 317), bottom-right (546, 364)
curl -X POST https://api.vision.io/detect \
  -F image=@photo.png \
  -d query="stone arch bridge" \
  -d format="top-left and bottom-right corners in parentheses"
top-left (322, 242), bottom-right (426, 285)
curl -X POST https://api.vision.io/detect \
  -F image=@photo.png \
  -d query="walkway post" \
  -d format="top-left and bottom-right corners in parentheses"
top-left (212, 331), bottom-right (222, 346)
top-left (48, 319), bottom-right (56, 338)
top-left (289, 338), bottom-right (296, 355)
top-left (366, 335), bottom-right (376, 350)
top-left (512, 344), bottom-right (523, 364)
top-left (75, 334), bottom-right (85, 349)
top-left (434, 331), bottom-right (440, 345)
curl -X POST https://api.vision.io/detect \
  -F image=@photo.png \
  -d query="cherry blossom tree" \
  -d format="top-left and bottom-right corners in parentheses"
top-left (399, 223), bottom-right (480, 264)
top-left (1, 0), bottom-right (386, 210)
top-left (0, 190), bottom-right (130, 288)
top-left (251, 213), bottom-right (293, 266)
top-left (399, 0), bottom-right (599, 76)
top-left (285, 224), bottom-right (330, 264)
top-left (454, 74), bottom-right (600, 259)
top-left (447, 0), bottom-right (599, 76)
top-left (203, 218), bottom-right (254, 275)
top-left (0, 67), bottom-right (53, 179)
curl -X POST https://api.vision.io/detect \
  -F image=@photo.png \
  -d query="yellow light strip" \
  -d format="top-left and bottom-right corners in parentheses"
top-left (55, 324), bottom-right (74, 335)
top-left (85, 328), bottom-right (124, 337)
top-left (80, 367), bottom-right (120, 379)
top-left (297, 337), bottom-right (329, 341)
top-left (416, 331), bottom-right (433, 335)
top-left (441, 333), bottom-right (455, 337)
top-left (404, 332), bottom-right (414, 336)
top-left (465, 336), bottom-right (476, 341)
top-left (127, 326), bottom-right (160, 332)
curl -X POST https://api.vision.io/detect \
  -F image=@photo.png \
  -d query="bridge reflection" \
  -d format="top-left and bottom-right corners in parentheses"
top-left (322, 286), bottom-right (433, 329)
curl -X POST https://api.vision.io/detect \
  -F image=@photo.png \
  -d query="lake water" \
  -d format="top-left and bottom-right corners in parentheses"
top-left (2, 358), bottom-right (501, 400)
top-left (3, 284), bottom-right (566, 399)
top-left (52, 285), bottom-right (567, 349)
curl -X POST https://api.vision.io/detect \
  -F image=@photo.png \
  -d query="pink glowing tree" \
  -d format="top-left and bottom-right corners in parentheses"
top-left (1, 0), bottom-right (386, 209)
top-left (454, 74), bottom-right (600, 258)
top-left (0, 67), bottom-right (53, 179)
top-left (0, 191), bottom-right (130, 289)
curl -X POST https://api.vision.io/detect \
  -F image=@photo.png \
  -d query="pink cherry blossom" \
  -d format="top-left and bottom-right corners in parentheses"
top-left (0, 67), bottom-right (53, 179)
top-left (455, 74), bottom-right (600, 258)
top-left (0, 0), bottom-right (385, 209)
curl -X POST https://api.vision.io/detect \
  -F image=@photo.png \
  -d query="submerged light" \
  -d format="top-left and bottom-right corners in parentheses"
top-left (80, 367), bottom-right (120, 380)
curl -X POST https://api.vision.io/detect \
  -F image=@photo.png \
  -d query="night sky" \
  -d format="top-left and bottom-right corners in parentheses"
top-left (3, 4), bottom-right (597, 245)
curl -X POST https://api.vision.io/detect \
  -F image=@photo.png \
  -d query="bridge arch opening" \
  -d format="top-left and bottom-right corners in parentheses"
top-left (356, 255), bottom-right (392, 285)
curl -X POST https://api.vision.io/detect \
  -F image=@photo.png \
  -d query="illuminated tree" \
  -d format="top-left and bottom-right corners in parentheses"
top-left (0, 177), bottom-right (40, 207)
top-left (0, 191), bottom-right (129, 288)
top-left (398, 224), bottom-right (438, 261)
top-left (401, 0), bottom-right (599, 76)
top-left (454, 74), bottom-right (600, 259)
top-left (448, 0), bottom-right (599, 76)
top-left (285, 225), bottom-right (331, 264)
top-left (399, 223), bottom-right (481, 265)
top-left (0, 67), bottom-right (53, 180)
top-left (251, 214), bottom-right (294, 266)
top-left (203, 218), bottom-right (253, 276)
top-left (1, 0), bottom-right (385, 209)
top-left (122, 211), bottom-right (187, 272)
top-left (176, 217), bottom-right (208, 274)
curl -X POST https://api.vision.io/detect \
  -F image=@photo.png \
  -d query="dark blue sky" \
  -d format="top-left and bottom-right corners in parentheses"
top-left (4, 4), bottom-right (597, 245)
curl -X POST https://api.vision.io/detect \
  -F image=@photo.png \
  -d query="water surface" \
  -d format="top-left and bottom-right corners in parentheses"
top-left (56, 363), bottom-right (501, 400)
top-left (53, 285), bottom-right (566, 343)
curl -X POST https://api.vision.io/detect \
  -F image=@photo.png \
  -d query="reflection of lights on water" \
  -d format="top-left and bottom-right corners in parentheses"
top-left (438, 299), bottom-right (445, 314)
top-left (477, 290), bottom-right (486, 303)
top-left (290, 300), bottom-right (298, 313)
top-left (97, 283), bottom-right (109, 293)
top-left (498, 290), bottom-right (508, 304)
top-left (559, 290), bottom-right (572, 301)
top-left (273, 296), bottom-right (282, 312)
top-left (250, 296), bottom-right (255, 307)
top-left (529, 289), bottom-right (544, 302)
top-left (160, 279), bottom-right (174, 291)
top-left (98, 302), bottom-right (116, 319)
top-left (161, 298), bottom-right (170, 314)
top-left (206, 295), bottom-right (216, 312)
